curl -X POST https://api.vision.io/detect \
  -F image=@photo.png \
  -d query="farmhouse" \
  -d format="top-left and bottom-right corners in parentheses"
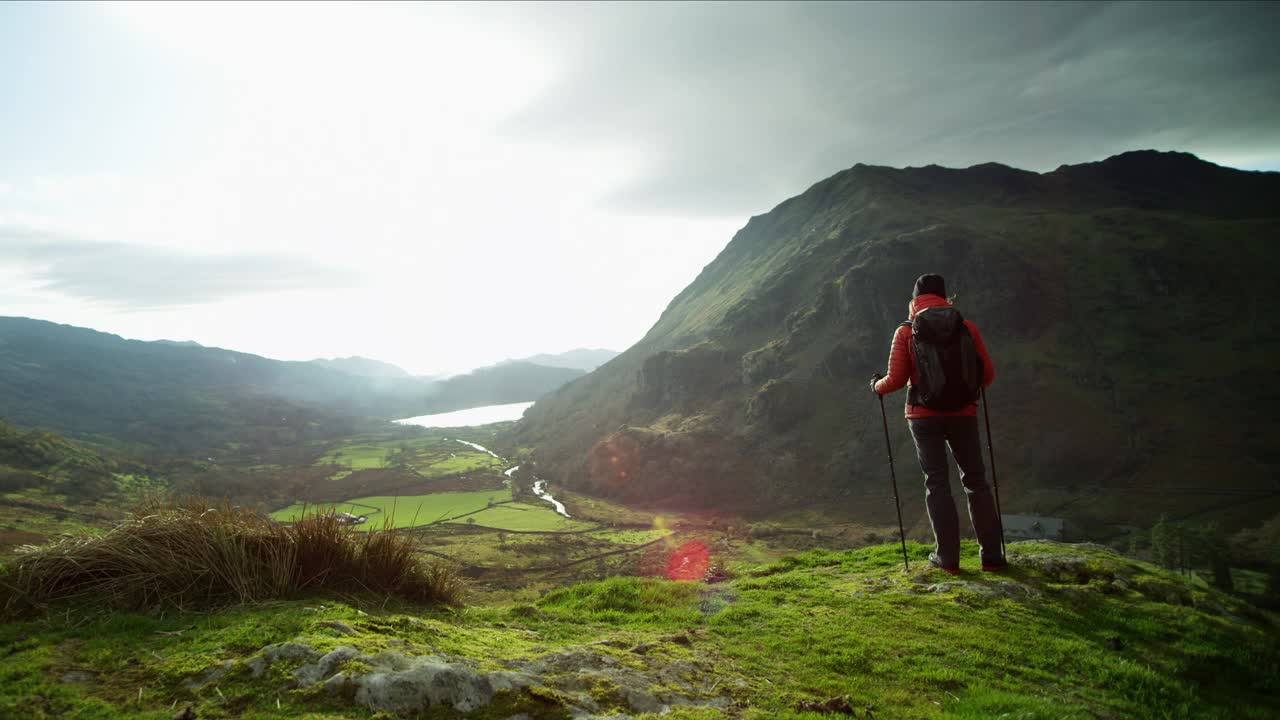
top-left (1002, 514), bottom-right (1065, 541)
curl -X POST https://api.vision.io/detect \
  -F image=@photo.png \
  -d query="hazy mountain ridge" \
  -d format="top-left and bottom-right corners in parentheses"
top-left (309, 356), bottom-right (412, 378)
top-left (503, 348), bottom-right (620, 372)
top-left (505, 151), bottom-right (1280, 531)
top-left (0, 318), bottom-right (584, 453)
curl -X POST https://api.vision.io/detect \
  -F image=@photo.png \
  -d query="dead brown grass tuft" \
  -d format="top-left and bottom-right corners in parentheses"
top-left (0, 496), bottom-right (464, 614)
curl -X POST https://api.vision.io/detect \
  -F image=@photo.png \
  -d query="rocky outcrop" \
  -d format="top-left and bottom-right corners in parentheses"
top-left (635, 341), bottom-right (736, 412)
top-left (585, 426), bottom-right (751, 506)
top-left (200, 638), bottom-right (734, 717)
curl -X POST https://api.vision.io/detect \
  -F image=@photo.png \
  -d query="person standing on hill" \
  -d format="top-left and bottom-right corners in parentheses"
top-left (871, 273), bottom-right (1005, 573)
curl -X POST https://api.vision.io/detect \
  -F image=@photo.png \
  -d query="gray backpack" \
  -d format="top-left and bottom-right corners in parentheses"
top-left (901, 307), bottom-right (981, 411)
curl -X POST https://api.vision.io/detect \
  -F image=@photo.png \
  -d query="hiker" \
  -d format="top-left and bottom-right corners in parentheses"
top-left (870, 274), bottom-right (1005, 573)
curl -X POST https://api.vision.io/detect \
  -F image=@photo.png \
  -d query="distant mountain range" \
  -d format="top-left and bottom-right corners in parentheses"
top-left (309, 356), bottom-right (413, 379)
top-left (502, 348), bottom-right (619, 372)
top-left (505, 151), bottom-right (1280, 531)
top-left (0, 318), bottom-right (584, 453)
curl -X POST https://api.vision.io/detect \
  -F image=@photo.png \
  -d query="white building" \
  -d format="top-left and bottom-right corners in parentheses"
top-left (1002, 514), bottom-right (1065, 540)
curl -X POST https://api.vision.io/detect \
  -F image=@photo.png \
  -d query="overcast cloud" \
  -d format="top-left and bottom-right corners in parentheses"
top-left (0, 1), bottom-right (1276, 373)
top-left (0, 227), bottom-right (354, 309)
top-left (503, 1), bottom-right (1280, 216)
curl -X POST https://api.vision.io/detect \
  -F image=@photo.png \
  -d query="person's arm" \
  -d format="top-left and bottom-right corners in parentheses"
top-left (967, 320), bottom-right (995, 387)
top-left (873, 325), bottom-right (912, 394)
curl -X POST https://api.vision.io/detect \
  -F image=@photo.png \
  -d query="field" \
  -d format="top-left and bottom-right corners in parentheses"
top-left (316, 435), bottom-right (506, 481)
top-left (464, 502), bottom-right (596, 532)
top-left (270, 489), bottom-right (514, 528)
top-left (268, 489), bottom-right (604, 534)
top-left (316, 442), bottom-right (396, 471)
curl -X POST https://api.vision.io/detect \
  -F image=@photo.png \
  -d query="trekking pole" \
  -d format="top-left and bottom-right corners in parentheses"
top-left (877, 393), bottom-right (910, 571)
top-left (980, 387), bottom-right (1007, 559)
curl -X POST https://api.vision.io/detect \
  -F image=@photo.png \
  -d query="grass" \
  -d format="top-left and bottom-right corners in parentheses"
top-left (316, 442), bottom-right (395, 471)
top-left (112, 472), bottom-right (166, 500)
top-left (316, 436), bottom-right (506, 480)
top-left (0, 541), bottom-right (1275, 718)
top-left (271, 492), bottom-right (596, 533)
top-left (0, 496), bottom-right (464, 614)
top-left (270, 490), bottom-right (515, 529)
top-left (465, 502), bottom-right (596, 532)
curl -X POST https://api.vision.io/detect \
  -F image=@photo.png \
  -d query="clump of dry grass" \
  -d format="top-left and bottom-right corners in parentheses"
top-left (0, 496), bottom-right (464, 614)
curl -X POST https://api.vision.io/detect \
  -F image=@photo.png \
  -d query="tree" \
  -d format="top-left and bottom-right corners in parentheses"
top-left (1191, 522), bottom-right (1233, 591)
top-left (1150, 516), bottom-right (1175, 570)
top-left (1126, 527), bottom-right (1145, 558)
top-left (1231, 513), bottom-right (1280, 599)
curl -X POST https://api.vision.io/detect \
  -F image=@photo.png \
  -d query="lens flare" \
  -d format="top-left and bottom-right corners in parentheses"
top-left (665, 539), bottom-right (709, 581)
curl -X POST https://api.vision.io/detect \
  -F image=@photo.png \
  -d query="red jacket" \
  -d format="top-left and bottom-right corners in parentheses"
top-left (873, 294), bottom-right (995, 418)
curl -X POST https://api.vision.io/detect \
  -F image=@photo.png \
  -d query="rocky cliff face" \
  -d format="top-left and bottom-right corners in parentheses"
top-left (505, 151), bottom-right (1280, 528)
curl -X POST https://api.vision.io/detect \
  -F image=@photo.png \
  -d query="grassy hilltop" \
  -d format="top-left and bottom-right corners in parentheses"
top-left (1, 539), bottom-right (1275, 719)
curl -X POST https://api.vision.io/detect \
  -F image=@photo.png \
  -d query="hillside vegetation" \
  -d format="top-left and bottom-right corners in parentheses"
top-left (0, 419), bottom-right (152, 554)
top-left (1, 540), bottom-right (1274, 719)
top-left (506, 151), bottom-right (1280, 532)
top-left (0, 318), bottom-right (582, 454)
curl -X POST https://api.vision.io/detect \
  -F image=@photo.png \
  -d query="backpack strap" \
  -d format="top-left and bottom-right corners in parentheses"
top-left (900, 320), bottom-right (918, 405)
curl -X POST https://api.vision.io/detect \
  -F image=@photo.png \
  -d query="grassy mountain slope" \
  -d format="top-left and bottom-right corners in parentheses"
top-left (0, 318), bottom-right (582, 453)
top-left (2, 541), bottom-right (1274, 719)
top-left (505, 151), bottom-right (1280, 530)
top-left (0, 419), bottom-right (155, 554)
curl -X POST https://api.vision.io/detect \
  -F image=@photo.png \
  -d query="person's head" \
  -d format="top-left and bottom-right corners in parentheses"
top-left (912, 273), bottom-right (946, 299)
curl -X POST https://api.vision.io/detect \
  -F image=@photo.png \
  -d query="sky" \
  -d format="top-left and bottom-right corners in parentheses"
top-left (1, 1), bottom-right (1277, 375)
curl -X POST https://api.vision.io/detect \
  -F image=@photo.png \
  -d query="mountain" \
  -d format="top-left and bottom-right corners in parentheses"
top-left (422, 362), bottom-right (585, 412)
top-left (0, 318), bottom-right (585, 454)
top-left (309, 356), bottom-right (412, 378)
top-left (504, 151), bottom-right (1280, 531)
top-left (504, 348), bottom-right (620, 372)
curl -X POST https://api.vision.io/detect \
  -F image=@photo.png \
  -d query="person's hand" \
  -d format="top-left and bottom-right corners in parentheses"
top-left (869, 373), bottom-right (884, 394)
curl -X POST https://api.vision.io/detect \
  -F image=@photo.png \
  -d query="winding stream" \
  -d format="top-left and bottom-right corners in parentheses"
top-left (449, 440), bottom-right (571, 518)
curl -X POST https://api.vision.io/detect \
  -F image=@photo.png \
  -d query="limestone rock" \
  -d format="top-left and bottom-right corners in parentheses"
top-left (316, 620), bottom-right (357, 636)
top-left (59, 670), bottom-right (95, 683)
top-left (183, 660), bottom-right (232, 691)
top-left (243, 636), bottom-right (733, 717)
top-left (294, 646), bottom-right (360, 686)
top-left (354, 658), bottom-right (496, 714)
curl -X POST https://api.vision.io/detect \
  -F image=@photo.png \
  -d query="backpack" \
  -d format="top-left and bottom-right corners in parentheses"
top-left (901, 306), bottom-right (982, 411)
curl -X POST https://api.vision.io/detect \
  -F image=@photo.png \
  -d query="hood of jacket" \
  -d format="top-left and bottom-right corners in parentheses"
top-left (908, 293), bottom-right (950, 319)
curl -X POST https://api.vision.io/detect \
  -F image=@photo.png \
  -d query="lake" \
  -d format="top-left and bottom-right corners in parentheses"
top-left (393, 401), bottom-right (534, 429)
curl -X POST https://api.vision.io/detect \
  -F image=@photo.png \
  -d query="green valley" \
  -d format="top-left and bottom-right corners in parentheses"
top-left (2, 151), bottom-right (1279, 720)
top-left (6, 2), bottom-right (1280, 716)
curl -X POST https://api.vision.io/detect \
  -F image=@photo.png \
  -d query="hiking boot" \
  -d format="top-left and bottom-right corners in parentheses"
top-left (928, 552), bottom-right (959, 575)
top-left (981, 560), bottom-right (1009, 572)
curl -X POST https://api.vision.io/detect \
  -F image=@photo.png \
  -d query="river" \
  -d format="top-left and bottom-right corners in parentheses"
top-left (394, 402), bottom-right (570, 518)
top-left (504, 465), bottom-right (570, 517)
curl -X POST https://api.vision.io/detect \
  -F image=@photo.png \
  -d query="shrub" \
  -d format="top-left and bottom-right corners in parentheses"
top-left (0, 496), bottom-right (463, 614)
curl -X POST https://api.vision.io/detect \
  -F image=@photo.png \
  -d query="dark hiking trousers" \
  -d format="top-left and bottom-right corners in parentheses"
top-left (908, 415), bottom-right (1003, 567)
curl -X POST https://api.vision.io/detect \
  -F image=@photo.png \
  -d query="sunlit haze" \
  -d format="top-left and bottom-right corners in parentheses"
top-left (2, 2), bottom-right (1276, 374)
